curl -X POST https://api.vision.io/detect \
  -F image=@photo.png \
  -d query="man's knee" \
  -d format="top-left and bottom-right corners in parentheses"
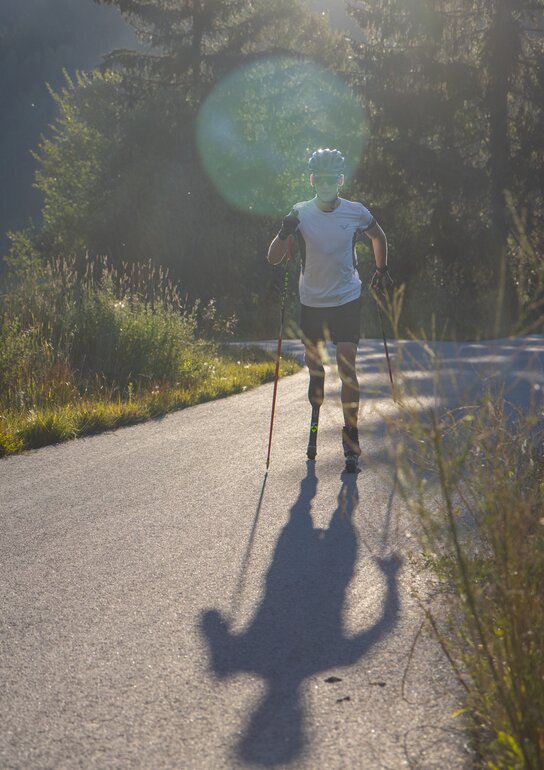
top-left (305, 346), bottom-right (325, 407)
top-left (336, 343), bottom-right (357, 373)
top-left (304, 343), bottom-right (324, 374)
top-left (308, 377), bottom-right (324, 407)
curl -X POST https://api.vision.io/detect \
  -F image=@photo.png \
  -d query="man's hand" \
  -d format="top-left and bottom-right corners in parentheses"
top-left (370, 266), bottom-right (393, 294)
top-left (375, 553), bottom-right (402, 576)
top-left (278, 210), bottom-right (299, 241)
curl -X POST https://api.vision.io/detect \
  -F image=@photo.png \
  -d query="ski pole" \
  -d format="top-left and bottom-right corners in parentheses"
top-left (266, 237), bottom-right (292, 470)
top-left (375, 297), bottom-right (397, 403)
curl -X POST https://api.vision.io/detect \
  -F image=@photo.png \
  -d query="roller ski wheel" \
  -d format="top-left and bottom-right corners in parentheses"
top-left (342, 425), bottom-right (361, 474)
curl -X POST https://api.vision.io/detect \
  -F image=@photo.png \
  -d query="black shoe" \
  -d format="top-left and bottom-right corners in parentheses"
top-left (342, 425), bottom-right (360, 473)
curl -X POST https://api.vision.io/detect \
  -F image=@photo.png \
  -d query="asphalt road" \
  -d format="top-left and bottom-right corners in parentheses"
top-left (1, 336), bottom-right (542, 770)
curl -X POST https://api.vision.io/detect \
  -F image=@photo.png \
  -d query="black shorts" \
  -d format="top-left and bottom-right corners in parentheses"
top-left (300, 294), bottom-right (362, 345)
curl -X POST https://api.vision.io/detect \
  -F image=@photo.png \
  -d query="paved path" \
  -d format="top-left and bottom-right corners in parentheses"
top-left (1, 336), bottom-right (542, 769)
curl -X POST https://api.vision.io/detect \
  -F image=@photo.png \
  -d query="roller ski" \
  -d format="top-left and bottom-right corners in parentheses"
top-left (306, 405), bottom-right (320, 460)
top-left (342, 425), bottom-right (361, 473)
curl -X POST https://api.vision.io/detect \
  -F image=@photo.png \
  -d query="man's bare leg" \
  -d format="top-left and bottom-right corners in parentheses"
top-left (336, 342), bottom-right (359, 428)
top-left (304, 341), bottom-right (325, 408)
top-left (336, 342), bottom-right (360, 471)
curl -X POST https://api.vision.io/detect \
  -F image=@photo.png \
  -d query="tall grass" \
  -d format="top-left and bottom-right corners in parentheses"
top-left (393, 392), bottom-right (543, 769)
top-left (379, 214), bottom-right (544, 768)
top-left (0, 254), bottom-right (210, 408)
top-left (0, 253), bottom-right (297, 456)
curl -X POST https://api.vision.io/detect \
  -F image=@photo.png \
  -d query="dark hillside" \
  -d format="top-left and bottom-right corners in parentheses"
top-left (0, 0), bottom-right (137, 256)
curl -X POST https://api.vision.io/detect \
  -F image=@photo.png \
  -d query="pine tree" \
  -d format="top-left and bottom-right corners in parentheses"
top-left (94, 0), bottom-right (340, 105)
top-left (347, 0), bottom-right (484, 332)
top-left (88, 0), bottom-right (347, 324)
top-left (348, 0), bottom-right (544, 335)
top-left (19, 1), bottom-right (347, 335)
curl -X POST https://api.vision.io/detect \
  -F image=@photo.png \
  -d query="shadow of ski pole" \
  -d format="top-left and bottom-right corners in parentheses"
top-left (228, 472), bottom-right (269, 623)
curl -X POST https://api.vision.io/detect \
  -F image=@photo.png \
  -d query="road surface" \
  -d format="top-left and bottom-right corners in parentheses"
top-left (1, 336), bottom-right (542, 769)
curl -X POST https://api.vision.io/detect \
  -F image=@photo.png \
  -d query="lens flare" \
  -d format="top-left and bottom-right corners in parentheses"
top-left (196, 57), bottom-right (367, 216)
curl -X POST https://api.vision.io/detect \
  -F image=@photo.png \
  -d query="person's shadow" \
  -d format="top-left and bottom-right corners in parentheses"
top-left (200, 463), bottom-right (401, 766)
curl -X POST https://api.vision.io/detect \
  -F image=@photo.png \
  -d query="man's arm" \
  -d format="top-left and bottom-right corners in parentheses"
top-left (267, 234), bottom-right (290, 265)
top-left (365, 222), bottom-right (387, 269)
top-left (268, 209), bottom-right (299, 264)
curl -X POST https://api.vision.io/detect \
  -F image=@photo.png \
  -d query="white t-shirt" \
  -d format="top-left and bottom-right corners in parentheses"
top-left (292, 197), bottom-right (375, 308)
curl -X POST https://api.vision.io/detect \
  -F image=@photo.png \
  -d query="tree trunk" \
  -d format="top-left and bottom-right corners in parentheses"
top-left (486, 0), bottom-right (517, 332)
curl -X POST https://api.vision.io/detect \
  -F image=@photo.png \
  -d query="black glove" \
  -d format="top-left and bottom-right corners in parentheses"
top-left (370, 266), bottom-right (393, 294)
top-left (278, 210), bottom-right (299, 240)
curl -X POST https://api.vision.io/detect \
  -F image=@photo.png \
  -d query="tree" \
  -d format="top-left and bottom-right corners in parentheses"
top-left (94, 0), bottom-right (342, 104)
top-left (15, 0), bottom-right (349, 335)
top-left (347, 0), bottom-right (484, 333)
top-left (477, 0), bottom-right (544, 330)
top-left (0, 0), bottom-right (134, 257)
top-left (348, 0), bottom-right (544, 335)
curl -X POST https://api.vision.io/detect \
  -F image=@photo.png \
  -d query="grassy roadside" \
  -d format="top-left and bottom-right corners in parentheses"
top-left (390, 351), bottom-right (544, 769)
top-left (0, 345), bottom-right (300, 458)
top-left (375, 210), bottom-right (544, 768)
top-left (0, 253), bottom-right (300, 458)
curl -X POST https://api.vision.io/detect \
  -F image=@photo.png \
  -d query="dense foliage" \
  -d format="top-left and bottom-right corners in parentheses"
top-left (348, 0), bottom-right (544, 336)
top-left (3, 0), bottom-right (543, 338)
top-left (0, 252), bottom-right (298, 457)
top-left (0, 0), bottom-right (134, 253)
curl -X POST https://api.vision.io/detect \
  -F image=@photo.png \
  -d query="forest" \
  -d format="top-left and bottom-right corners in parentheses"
top-left (2, 6), bottom-right (543, 766)
top-left (2, 0), bottom-right (543, 339)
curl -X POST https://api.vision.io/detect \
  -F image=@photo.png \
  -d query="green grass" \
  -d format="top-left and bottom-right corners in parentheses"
top-left (0, 254), bottom-right (300, 457)
top-left (376, 256), bottom-right (544, 768)
top-left (394, 381), bottom-right (544, 769)
top-left (0, 349), bottom-right (299, 457)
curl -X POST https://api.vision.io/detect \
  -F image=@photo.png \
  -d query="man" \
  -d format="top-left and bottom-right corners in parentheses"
top-left (267, 148), bottom-right (391, 472)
